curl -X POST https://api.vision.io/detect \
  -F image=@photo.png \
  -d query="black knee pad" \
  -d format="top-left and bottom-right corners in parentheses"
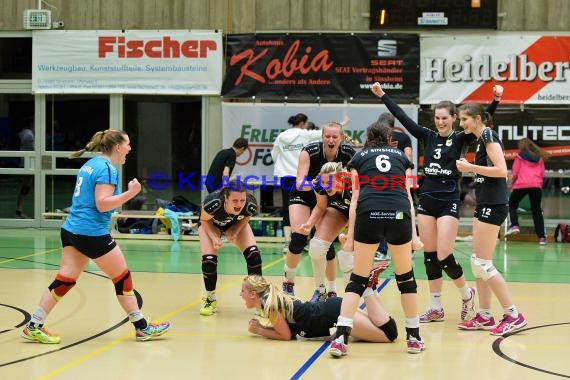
top-left (113, 270), bottom-right (134, 296)
top-left (326, 244), bottom-right (336, 261)
top-left (48, 274), bottom-right (77, 301)
top-left (424, 251), bottom-right (442, 280)
top-left (379, 317), bottom-right (398, 342)
top-left (345, 273), bottom-right (368, 296)
top-left (201, 255), bottom-right (218, 291)
top-left (440, 253), bottom-right (463, 280)
top-left (395, 269), bottom-right (417, 294)
top-left (243, 245), bottom-right (262, 275)
top-left (289, 232), bottom-right (308, 254)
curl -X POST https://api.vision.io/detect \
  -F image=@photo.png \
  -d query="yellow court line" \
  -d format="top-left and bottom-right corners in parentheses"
top-left (39, 254), bottom-right (285, 379)
top-left (0, 248), bottom-right (60, 265)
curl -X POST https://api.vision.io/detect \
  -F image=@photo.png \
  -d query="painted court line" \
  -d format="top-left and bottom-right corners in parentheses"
top-left (38, 255), bottom-right (285, 379)
top-left (290, 274), bottom-right (394, 380)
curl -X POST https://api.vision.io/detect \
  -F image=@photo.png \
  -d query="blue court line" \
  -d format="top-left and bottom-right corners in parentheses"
top-left (289, 273), bottom-right (394, 380)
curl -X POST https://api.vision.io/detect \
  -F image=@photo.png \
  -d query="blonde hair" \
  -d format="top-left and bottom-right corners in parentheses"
top-left (321, 121), bottom-right (359, 145)
top-left (319, 161), bottom-right (345, 175)
top-left (243, 275), bottom-right (294, 324)
top-left (69, 129), bottom-right (127, 159)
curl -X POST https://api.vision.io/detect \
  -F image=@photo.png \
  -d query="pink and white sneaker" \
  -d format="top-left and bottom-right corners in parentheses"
top-left (490, 313), bottom-right (527, 336)
top-left (406, 337), bottom-right (426, 354)
top-left (419, 308), bottom-right (445, 323)
top-left (461, 287), bottom-right (477, 321)
top-left (329, 338), bottom-right (348, 357)
top-left (457, 313), bottom-right (495, 330)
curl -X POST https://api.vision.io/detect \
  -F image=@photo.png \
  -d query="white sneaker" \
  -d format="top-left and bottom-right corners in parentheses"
top-left (374, 251), bottom-right (390, 261)
top-left (505, 226), bottom-right (520, 236)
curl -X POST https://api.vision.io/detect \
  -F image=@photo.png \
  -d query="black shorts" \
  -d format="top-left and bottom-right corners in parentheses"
top-left (474, 204), bottom-right (508, 226)
top-left (292, 297), bottom-right (342, 338)
top-left (417, 195), bottom-right (460, 219)
top-left (354, 210), bottom-right (412, 245)
top-left (61, 228), bottom-right (117, 259)
top-left (289, 189), bottom-right (317, 209)
top-left (328, 200), bottom-right (349, 219)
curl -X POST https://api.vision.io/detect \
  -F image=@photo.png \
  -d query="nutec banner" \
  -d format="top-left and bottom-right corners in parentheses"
top-left (420, 34), bottom-right (570, 105)
top-left (32, 30), bottom-right (223, 94)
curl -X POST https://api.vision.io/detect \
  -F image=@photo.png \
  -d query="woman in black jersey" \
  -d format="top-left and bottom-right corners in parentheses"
top-left (198, 184), bottom-right (263, 316)
top-left (371, 82), bottom-right (502, 323)
top-left (299, 161), bottom-right (352, 302)
top-left (241, 274), bottom-right (397, 343)
top-left (455, 103), bottom-right (527, 336)
top-left (282, 122), bottom-right (356, 298)
top-left (330, 121), bottom-right (424, 357)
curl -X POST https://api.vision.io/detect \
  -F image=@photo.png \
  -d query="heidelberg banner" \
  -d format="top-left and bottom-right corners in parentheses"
top-left (222, 33), bottom-right (419, 101)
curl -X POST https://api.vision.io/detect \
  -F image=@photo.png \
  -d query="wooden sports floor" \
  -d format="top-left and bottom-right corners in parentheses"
top-left (1, 227), bottom-right (569, 380)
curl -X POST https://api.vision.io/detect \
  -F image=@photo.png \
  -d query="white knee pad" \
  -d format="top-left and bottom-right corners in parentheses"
top-left (337, 249), bottom-right (354, 273)
top-left (470, 254), bottom-right (498, 281)
top-left (308, 238), bottom-right (331, 261)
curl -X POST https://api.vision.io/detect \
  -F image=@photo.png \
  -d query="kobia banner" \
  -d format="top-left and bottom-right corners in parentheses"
top-left (222, 33), bottom-right (419, 102)
top-left (420, 34), bottom-right (570, 105)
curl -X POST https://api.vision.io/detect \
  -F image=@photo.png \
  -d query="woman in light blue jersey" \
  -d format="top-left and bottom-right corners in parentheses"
top-left (21, 129), bottom-right (170, 344)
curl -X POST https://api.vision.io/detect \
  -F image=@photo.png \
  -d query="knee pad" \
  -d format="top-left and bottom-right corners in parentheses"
top-left (395, 270), bottom-right (417, 294)
top-left (308, 238), bottom-right (331, 261)
top-left (345, 273), bottom-right (368, 296)
top-left (440, 254), bottom-right (463, 280)
top-left (243, 245), bottom-right (262, 275)
top-left (202, 255), bottom-right (218, 291)
top-left (289, 232), bottom-right (308, 254)
top-left (48, 274), bottom-right (77, 301)
top-left (424, 251), bottom-right (442, 280)
top-left (470, 254), bottom-right (498, 281)
top-left (337, 249), bottom-right (354, 273)
top-left (379, 317), bottom-right (398, 342)
top-left (112, 270), bottom-right (134, 296)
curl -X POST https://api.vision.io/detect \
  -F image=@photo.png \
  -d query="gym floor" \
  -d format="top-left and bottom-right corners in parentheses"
top-left (0, 227), bottom-right (569, 379)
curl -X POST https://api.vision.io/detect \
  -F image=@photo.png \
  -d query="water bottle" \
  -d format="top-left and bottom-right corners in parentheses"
top-left (266, 221), bottom-right (275, 237)
top-left (276, 222), bottom-right (283, 237)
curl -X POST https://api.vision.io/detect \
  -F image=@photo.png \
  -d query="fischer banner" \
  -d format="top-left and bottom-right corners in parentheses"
top-left (32, 30), bottom-right (223, 94)
top-left (222, 33), bottom-right (419, 102)
top-left (420, 34), bottom-right (570, 105)
top-left (221, 102), bottom-right (418, 183)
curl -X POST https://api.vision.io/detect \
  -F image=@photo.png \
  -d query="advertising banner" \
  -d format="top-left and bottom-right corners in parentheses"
top-left (222, 102), bottom-right (418, 184)
top-left (493, 108), bottom-right (570, 173)
top-left (420, 34), bottom-right (570, 105)
top-left (32, 30), bottom-right (223, 94)
top-left (222, 33), bottom-right (419, 102)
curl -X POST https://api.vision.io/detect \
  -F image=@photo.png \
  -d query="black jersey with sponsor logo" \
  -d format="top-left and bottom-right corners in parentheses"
top-left (347, 146), bottom-right (413, 216)
top-left (474, 128), bottom-right (508, 205)
top-left (201, 191), bottom-right (258, 229)
top-left (381, 93), bottom-right (499, 200)
top-left (303, 142), bottom-right (355, 181)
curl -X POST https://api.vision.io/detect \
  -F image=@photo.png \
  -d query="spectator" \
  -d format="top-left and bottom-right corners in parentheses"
top-left (205, 137), bottom-right (249, 193)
